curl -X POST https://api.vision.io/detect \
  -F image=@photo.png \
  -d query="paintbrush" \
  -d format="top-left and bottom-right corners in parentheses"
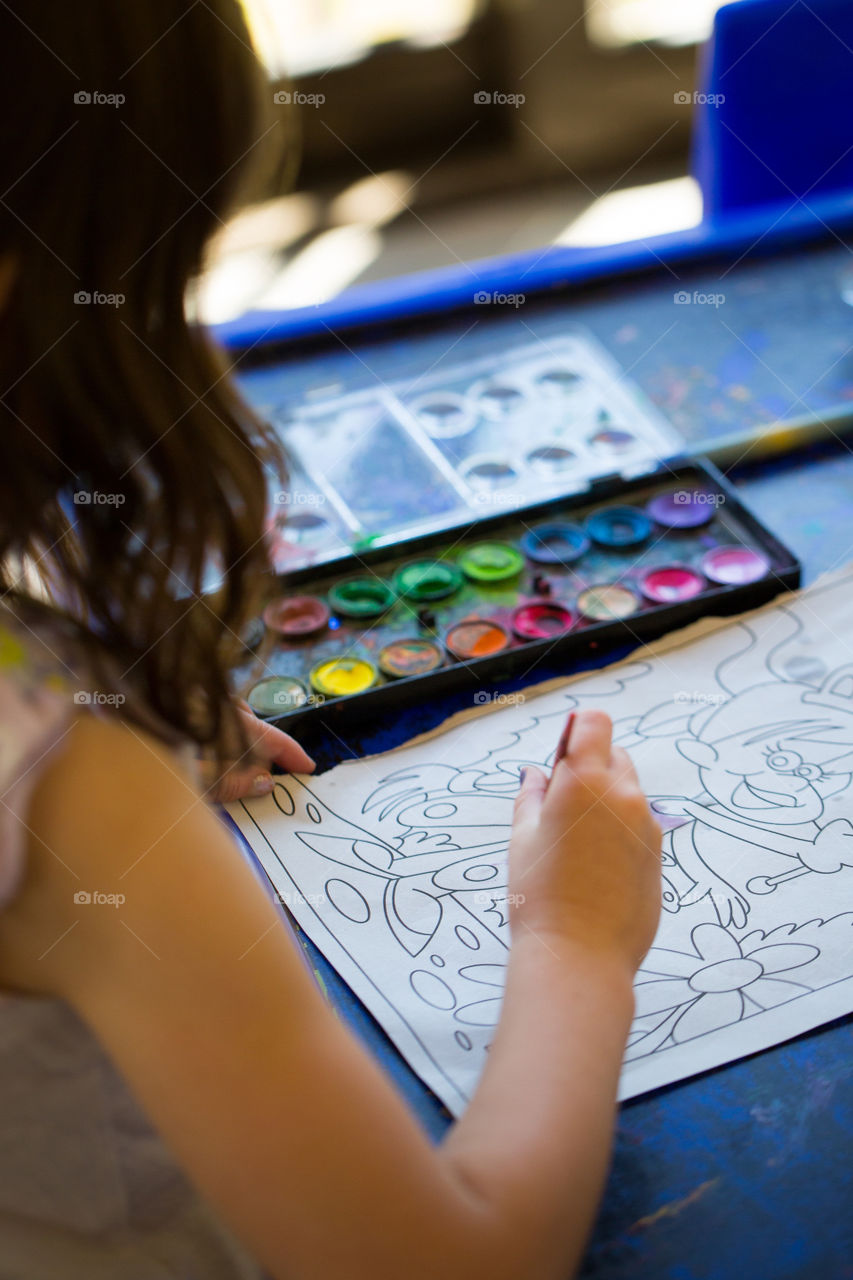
top-left (547, 712), bottom-right (575, 790)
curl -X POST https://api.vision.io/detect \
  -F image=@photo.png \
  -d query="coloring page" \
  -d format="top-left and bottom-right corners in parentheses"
top-left (229, 569), bottom-right (853, 1114)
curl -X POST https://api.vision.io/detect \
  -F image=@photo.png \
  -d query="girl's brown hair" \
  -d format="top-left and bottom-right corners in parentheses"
top-left (0, 1), bottom-right (286, 764)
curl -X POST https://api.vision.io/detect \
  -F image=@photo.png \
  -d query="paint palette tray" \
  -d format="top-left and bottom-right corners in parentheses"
top-left (237, 459), bottom-right (800, 728)
top-left (261, 333), bottom-right (681, 573)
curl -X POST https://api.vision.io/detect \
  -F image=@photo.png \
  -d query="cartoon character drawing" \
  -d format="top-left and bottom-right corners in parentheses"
top-left (264, 768), bottom-right (520, 956)
top-left (264, 720), bottom-right (589, 957)
top-left (275, 655), bottom-right (853, 947)
top-left (652, 667), bottom-right (853, 927)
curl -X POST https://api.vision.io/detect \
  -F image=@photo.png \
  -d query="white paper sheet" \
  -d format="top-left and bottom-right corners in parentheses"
top-left (229, 569), bottom-right (853, 1114)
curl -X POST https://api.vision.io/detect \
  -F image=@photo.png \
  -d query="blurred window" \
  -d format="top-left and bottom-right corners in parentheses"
top-left (241, 0), bottom-right (480, 76)
top-left (586, 0), bottom-right (742, 48)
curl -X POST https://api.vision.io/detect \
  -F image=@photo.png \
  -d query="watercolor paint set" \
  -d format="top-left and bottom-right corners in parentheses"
top-left (235, 459), bottom-right (800, 728)
top-left (260, 333), bottom-right (683, 574)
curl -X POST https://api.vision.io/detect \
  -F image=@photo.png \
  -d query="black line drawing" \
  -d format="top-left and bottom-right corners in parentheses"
top-left (231, 572), bottom-right (853, 1112)
top-left (626, 917), bottom-right (848, 1059)
top-left (636, 611), bottom-right (853, 928)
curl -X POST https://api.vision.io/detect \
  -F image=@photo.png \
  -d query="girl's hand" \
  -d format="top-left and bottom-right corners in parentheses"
top-left (509, 709), bottom-right (661, 975)
top-left (201, 701), bottom-right (315, 803)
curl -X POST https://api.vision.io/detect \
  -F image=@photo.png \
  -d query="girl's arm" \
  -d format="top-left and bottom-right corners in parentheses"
top-left (0, 710), bottom-right (659, 1280)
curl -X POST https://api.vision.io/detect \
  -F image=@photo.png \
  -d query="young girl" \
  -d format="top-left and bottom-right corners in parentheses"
top-left (0, 4), bottom-right (662, 1277)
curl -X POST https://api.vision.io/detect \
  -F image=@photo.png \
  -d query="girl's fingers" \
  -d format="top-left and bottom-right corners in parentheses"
top-left (558, 709), bottom-right (613, 770)
top-left (250, 720), bottom-right (315, 774)
top-left (199, 760), bottom-right (275, 804)
top-left (273, 733), bottom-right (316, 774)
top-left (512, 765), bottom-right (548, 832)
top-left (198, 703), bottom-right (316, 804)
top-left (610, 744), bottom-right (640, 788)
top-left (237, 707), bottom-right (316, 774)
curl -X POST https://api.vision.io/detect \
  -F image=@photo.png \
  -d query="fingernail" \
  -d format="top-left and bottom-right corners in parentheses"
top-left (253, 774), bottom-right (274, 796)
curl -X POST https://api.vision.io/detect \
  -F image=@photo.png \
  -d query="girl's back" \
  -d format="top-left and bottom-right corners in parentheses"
top-left (0, 604), bottom-right (261, 1278)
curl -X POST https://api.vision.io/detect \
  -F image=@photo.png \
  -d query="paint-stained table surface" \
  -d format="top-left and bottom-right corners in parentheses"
top-left (290, 439), bottom-right (853, 1280)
